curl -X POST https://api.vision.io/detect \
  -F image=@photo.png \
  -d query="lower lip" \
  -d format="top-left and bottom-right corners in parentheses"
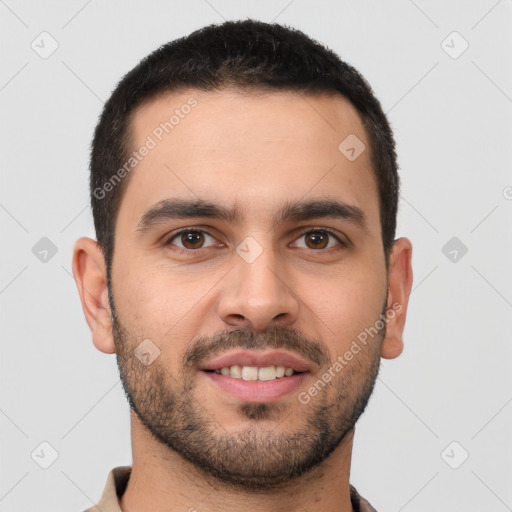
top-left (201, 371), bottom-right (308, 403)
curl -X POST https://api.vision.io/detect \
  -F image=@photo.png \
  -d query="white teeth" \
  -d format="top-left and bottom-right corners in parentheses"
top-left (241, 366), bottom-right (258, 381)
top-left (275, 365), bottom-right (286, 378)
top-left (258, 366), bottom-right (276, 381)
top-left (230, 365), bottom-right (242, 378)
top-left (213, 365), bottom-right (297, 380)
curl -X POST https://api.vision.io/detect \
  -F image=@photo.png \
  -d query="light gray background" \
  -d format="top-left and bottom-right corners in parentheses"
top-left (1, 1), bottom-right (511, 511)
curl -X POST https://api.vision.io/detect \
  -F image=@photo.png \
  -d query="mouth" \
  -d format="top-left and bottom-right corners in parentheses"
top-left (199, 349), bottom-right (312, 374)
top-left (203, 365), bottom-right (302, 380)
top-left (201, 370), bottom-right (308, 403)
top-left (199, 350), bottom-right (312, 402)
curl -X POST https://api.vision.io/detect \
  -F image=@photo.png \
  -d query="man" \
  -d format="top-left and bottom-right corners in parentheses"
top-left (73, 19), bottom-right (413, 512)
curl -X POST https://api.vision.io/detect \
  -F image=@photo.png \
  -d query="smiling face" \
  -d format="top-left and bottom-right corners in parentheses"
top-left (78, 88), bottom-right (408, 490)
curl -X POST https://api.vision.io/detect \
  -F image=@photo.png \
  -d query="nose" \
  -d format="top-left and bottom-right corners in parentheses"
top-left (217, 239), bottom-right (299, 331)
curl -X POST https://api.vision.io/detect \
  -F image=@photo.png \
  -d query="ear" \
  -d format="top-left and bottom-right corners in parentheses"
top-left (72, 237), bottom-right (116, 354)
top-left (380, 237), bottom-right (413, 359)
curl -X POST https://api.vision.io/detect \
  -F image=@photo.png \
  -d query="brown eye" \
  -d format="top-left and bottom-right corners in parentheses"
top-left (304, 231), bottom-right (329, 249)
top-left (293, 229), bottom-right (343, 251)
top-left (165, 229), bottom-right (218, 251)
top-left (181, 231), bottom-right (205, 249)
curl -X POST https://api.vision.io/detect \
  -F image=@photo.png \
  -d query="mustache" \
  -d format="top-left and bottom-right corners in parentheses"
top-left (182, 325), bottom-right (330, 370)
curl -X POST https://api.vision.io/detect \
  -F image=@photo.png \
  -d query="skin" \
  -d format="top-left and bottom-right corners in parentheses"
top-left (73, 89), bottom-right (413, 512)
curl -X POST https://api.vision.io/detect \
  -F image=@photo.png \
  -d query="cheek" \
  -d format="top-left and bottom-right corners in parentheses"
top-left (115, 260), bottom-right (187, 319)
top-left (113, 261), bottom-right (219, 359)
top-left (308, 264), bottom-right (386, 357)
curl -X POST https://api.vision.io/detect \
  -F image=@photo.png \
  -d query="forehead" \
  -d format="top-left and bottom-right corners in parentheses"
top-left (120, 88), bottom-right (379, 230)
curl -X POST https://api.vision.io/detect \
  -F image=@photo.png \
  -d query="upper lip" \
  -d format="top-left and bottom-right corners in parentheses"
top-left (199, 350), bottom-right (312, 373)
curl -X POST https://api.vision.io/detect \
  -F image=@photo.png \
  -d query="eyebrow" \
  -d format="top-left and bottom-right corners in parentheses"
top-left (136, 198), bottom-right (368, 233)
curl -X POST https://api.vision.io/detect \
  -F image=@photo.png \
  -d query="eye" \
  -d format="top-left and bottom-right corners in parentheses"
top-left (164, 229), bottom-right (220, 251)
top-left (292, 229), bottom-right (345, 250)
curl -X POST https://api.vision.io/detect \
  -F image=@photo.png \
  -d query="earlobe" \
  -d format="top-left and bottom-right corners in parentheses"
top-left (381, 334), bottom-right (404, 359)
top-left (72, 237), bottom-right (116, 354)
top-left (380, 237), bottom-right (413, 360)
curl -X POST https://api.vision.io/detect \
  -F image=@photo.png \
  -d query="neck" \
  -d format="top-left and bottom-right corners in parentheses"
top-left (119, 413), bottom-right (355, 512)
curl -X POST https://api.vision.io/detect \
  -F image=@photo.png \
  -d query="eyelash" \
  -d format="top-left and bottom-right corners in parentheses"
top-left (163, 227), bottom-right (347, 254)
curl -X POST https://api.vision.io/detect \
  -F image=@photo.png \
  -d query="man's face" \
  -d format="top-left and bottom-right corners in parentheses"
top-left (110, 89), bottom-right (388, 490)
